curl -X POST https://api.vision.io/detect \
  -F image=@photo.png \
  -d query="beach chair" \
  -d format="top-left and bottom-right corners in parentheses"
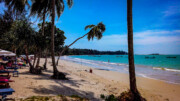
top-left (0, 64), bottom-right (19, 77)
top-left (0, 75), bottom-right (11, 79)
top-left (0, 71), bottom-right (10, 77)
top-left (0, 88), bottom-right (15, 101)
top-left (0, 70), bottom-right (18, 77)
top-left (5, 67), bottom-right (18, 71)
top-left (0, 79), bottom-right (14, 88)
top-left (0, 79), bottom-right (14, 82)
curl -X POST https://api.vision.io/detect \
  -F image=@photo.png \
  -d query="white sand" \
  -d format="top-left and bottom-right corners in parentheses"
top-left (8, 58), bottom-right (180, 101)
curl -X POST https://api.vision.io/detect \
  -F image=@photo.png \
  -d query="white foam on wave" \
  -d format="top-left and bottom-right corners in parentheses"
top-left (153, 67), bottom-right (180, 72)
top-left (137, 73), bottom-right (180, 85)
top-left (165, 68), bottom-right (180, 72)
top-left (62, 56), bottom-right (180, 85)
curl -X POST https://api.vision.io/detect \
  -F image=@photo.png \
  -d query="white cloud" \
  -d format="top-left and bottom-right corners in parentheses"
top-left (163, 6), bottom-right (180, 17)
top-left (92, 30), bottom-right (180, 46)
top-left (66, 30), bottom-right (180, 54)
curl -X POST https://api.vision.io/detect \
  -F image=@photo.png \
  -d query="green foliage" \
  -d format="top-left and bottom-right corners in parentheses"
top-left (105, 94), bottom-right (118, 101)
top-left (118, 90), bottom-right (146, 101)
top-left (22, 96), bottom-right (50, 101)
top-left (0, 18), bottom-right (36, 55)
top-left (70, 95), bottom-right (88, 101)
top-left (101, 91), bottom-right (146, 101)
top-left (0, 9), bottom-right (14, 39)
top-left (31, 0), bottom-right (73, 19)
top-left (100, 94), bottom-right (105, 99)
top-left (70, 95), bottom-right (83, 99)
top-left (85, 22), bottom-right (105, 41)
top-left (63, 48), bottom-right (127, 55)
top-left (0, 0), bottom-right (29, 15)
top-left (38, 22), bottom-right (66, 52)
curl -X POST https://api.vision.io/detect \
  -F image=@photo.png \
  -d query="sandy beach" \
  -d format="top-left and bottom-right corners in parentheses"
top-left (8, 58), bottom-right (180, 101)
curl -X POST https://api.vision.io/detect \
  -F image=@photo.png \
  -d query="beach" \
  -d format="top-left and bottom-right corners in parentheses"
top-left (9, 58), bottom-right (180, 101)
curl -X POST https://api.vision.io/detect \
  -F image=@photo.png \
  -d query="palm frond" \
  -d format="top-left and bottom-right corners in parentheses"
top-left (85, 24), bottom-right (95, 30)
top-left (67, 0), bottom-right (73, 8)
top-left (86, 22), bottom-right (105, 41)
top-left (56, 0), bottom-right (64, 18)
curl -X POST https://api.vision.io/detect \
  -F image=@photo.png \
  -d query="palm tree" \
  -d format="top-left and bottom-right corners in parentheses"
top-left (0, 0), bottom-right (29, 17)
top-left (50, 0), bottom-right (73, 79)
top-left (30, 0), bottom-right (73, 72)
top-left (6, 20), bottom-right (36, 72)
top-left (30, 0), bottom-right (50, 68)
top-left (56, 22), bottom-right (106, 65)
top-left (31, 0), bottom-right (50, 36)
top-left (127, 0), bottom-right (144, 100)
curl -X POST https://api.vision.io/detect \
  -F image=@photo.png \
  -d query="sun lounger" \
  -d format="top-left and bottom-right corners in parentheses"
top-left (5, 67), bottom-right (18, 71)
top-left (0, 78), bottom-right (14, 88)
top-left (0, 70), bottom-right (18, 77)
top-left (0, 71), bottom-right (10, 76)
top-left (0, 75), bottom-right (11, 79)
top-left (0, 82), bottom-right (10, 88)
top-left (0, 79), bottom-right (14, 82)
top-left (0, 88), bottom-right (15, 101)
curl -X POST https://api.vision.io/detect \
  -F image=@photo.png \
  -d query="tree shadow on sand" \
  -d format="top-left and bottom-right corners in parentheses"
top-left (19, 71), bottom-right (100, 100)
top-left (31, 84), bottom-right (100, 101)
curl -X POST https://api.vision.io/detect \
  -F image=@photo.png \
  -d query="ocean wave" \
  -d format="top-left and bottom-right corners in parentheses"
top-left (153, 67), bottom-right (180, 72)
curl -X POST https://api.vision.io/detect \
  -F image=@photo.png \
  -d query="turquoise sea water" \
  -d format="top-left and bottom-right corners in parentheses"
top-left (70, 55), bottom-right (180, 70)
top-left (60, 55), bottom-right (180, 84)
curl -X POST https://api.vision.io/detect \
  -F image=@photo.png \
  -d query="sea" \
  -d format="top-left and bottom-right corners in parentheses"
top-left (59, 55), bottom-right (180, 84)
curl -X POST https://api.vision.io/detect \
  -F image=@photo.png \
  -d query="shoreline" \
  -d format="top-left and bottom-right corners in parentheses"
top-left (60, 56), bottom-right (180, 84)
top-left (9, 58), bottom-right (180, 101)
top-left (59, 59), bottom-right (180, 101)
top-left (66, 55), bottom-right (180, 70)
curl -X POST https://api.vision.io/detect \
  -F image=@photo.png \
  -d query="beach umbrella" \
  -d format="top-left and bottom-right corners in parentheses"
top-left (0, 49), bottom-right (16, 56)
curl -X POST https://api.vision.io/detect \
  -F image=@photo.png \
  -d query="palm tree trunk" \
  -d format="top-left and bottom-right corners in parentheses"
top-left (43, 49), bottom-right (48, 70)
top-left (35, 50), bottom-right (41, 68)
top-left (25, 45), bottom-right (33, 73)
top-left (127, 0), bottom-right (138, 94)
top-left (34, 9), bottom-right (46, 69)
top-left (56, 33), bottom-right (88, 65)
top-left (33, 53), bottom-right (37, 67)
top-left (42, 9), bottom-right (46, 36)
top-left (51, 0), bottom-right (58, 77)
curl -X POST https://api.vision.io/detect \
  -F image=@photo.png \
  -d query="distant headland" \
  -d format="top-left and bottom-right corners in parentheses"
top-left (63, 48), bottom-right (128, 55)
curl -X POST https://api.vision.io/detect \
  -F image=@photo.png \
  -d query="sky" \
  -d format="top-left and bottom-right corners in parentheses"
top-left (0, 0), bottom-right (180, 54)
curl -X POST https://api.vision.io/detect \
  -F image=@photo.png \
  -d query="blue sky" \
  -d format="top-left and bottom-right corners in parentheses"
top-left (0, 0), bottom-right (180, 54)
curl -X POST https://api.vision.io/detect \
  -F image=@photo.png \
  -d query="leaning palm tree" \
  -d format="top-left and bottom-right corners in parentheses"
top-left (56, 22), bottom-right (105, 65)
top-left (50, 0), bottom-right (73, 79)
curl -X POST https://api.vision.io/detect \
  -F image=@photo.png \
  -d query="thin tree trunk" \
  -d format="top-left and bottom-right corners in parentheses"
top-left (25, 45), bottom-right (33, 73)
top-left (42, 9), bottom-right (46, 36)
top-left (36, 50), bottom-right (41, 68)
top-left (56, 33), bottom-right (88, 65)
top-left (33, 53), bottom-right (37, 67)
top-left (35, 9), bottom-right (46, 69)
top-left (43, 49), bottom-right (48, 70)
top-left (127, 0), bottom-right (138, 94)
top-left (51, 0), bottom-right (58, 76)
